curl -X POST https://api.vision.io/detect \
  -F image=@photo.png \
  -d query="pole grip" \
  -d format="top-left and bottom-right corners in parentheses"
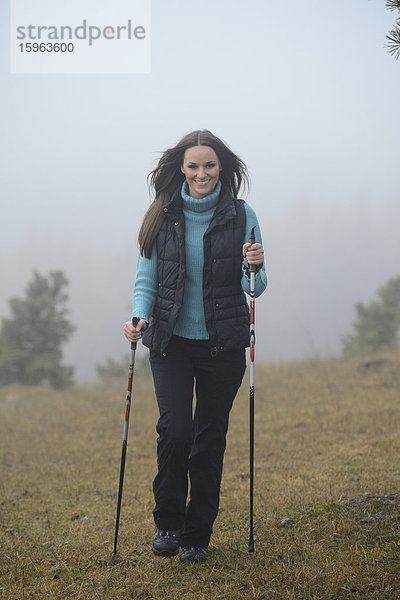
top-left (249, 226), bottom-right (257, 273)
top-left (131, 317), bottom-right (140, 350)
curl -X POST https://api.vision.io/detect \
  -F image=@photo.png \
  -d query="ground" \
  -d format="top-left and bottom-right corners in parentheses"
top-left (1, 354), bottom-right (400, 599)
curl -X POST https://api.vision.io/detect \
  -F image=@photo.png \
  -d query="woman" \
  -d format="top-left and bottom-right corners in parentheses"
top-left (123, 130), bottom-right (267, 563)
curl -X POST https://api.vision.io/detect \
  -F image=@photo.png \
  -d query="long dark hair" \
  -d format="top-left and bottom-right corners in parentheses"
top-left (138, 130), bottom-right (249, 258)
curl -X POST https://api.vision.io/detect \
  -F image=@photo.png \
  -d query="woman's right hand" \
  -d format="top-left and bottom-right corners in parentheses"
top-left (123, 319), bottom-right (147, 343)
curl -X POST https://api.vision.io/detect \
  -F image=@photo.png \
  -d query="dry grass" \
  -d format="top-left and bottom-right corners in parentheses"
top-left (1, 354), bottom-right (400, 599)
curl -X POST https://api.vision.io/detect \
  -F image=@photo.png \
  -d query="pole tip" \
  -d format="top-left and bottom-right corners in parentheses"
top-left (248, 537), bottom-right (255, 552)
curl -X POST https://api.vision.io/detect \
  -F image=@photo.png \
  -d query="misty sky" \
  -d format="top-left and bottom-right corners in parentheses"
top-left (1, 1), bottom-right (400, 381)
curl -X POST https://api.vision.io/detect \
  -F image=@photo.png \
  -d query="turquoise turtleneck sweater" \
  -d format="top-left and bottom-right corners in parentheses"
top-left (132, 181), bottom-right (267, 340)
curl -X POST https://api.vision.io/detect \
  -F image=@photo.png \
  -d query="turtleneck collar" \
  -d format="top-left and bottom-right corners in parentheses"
top-left (181, 180), bottom-right (221, 213)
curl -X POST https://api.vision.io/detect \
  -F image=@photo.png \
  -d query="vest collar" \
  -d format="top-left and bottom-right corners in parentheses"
top-left (162, 186), bottom-right (183, 220)
top-left (206, 183), bottom-right (238, 229)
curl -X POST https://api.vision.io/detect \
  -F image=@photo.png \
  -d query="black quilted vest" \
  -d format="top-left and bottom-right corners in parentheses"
top-left (141, 183), bottom-right (250, 356)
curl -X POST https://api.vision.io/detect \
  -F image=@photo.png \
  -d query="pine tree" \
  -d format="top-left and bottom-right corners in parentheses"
top-left (0, 270), bottom-right (75, 388)
top-left (342, 276), bottom-right (400, 357)
top-left (95, 353), bottom-right (151, 381)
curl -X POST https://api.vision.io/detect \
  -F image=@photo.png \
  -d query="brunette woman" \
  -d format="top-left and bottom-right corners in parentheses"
top-left (124, 130), bottom-right (267, 563)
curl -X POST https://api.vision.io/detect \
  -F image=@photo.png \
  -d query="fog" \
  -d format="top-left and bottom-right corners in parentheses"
top-left (1, 1), bottom-right (399, 381)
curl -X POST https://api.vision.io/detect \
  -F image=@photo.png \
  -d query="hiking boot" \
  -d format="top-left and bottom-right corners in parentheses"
top-left (180, 546), bottom-right (208, 564)
top-left (152, 528), bottom-right (181, 556)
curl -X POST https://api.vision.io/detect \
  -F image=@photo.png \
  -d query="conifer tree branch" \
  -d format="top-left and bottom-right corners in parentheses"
top-left (385, 2), bottom-right (400, 60)
top-left (385, 0), bottom-right (400, 12)
top-left (386, 20), bottom-right (400, 60)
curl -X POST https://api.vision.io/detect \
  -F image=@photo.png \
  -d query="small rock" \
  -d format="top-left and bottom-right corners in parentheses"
top-left (359, 359), bottom-right (386, 370)
top-left (280, 518), bottom-right (292, 527)
top-left (360, 513), bottom-right (385, 523)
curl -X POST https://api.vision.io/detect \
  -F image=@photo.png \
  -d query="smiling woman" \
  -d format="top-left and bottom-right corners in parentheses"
top-left (137, 130), bottom-right (251, 259)
top-left (122, 129), bottom-right (267, 564)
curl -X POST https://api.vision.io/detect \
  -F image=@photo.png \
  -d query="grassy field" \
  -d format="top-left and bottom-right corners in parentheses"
top-left (1, 353), bottom-right (400, 599)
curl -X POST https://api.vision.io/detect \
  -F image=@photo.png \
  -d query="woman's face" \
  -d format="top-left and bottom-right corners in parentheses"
top-left (181, 145), bottom-right (221, 199)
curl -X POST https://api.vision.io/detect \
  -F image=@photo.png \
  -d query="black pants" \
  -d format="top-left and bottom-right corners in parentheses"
top-left (149, 335), bottom-right (246, 548)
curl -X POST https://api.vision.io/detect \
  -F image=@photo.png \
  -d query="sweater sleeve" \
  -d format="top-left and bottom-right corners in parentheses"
top-left (241, 203), bottom-right (267, 298)
top-left (132, 244), bottom-right (158, 322)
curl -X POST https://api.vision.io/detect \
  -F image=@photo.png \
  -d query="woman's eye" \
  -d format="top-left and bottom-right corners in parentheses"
top-left (206, 163), bottom-right (216, 168)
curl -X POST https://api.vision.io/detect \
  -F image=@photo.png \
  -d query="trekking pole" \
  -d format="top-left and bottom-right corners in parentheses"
top-left (248, 226), bottom-right (256, 552)
top-left (113, 317), bottom-right (139, 558)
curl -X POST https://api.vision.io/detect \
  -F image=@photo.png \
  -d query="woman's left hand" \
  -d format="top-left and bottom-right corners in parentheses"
top-left (243, 242), bottom-right (264, 266)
